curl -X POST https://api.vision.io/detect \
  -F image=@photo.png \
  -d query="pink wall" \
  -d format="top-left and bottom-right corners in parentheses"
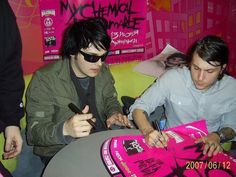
top-left (10, 0), bottom-right (236, 77)
top-left (146, 0), bottom-right (236, 77)
top-left (9, 0), bottom-right (45, 75)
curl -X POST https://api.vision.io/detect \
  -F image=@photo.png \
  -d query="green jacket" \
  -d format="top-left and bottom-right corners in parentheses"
top-left (26, 59), bottom-right (122, 157)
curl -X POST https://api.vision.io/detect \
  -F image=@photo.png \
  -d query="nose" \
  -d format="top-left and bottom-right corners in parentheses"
top-left (96, 58), bottom-right (103, 66)
top-left (198, 70), bottom-right (205, 81)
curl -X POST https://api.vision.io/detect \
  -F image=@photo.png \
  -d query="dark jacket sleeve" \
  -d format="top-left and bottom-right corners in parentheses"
top-left (0, 0), bottom-right (25, 128)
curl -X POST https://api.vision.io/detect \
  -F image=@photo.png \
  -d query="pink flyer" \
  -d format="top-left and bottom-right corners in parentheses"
top-left (101, 120), bottom-right (236, 177)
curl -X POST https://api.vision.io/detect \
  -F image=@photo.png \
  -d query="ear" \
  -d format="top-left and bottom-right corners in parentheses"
top-left (70, 55), bottom-right (75, 59)
top-left (221, 64), bottom-right (227, 73)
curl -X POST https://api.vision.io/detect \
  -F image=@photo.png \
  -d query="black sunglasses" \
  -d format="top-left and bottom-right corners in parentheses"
top-left (79, 50), bottom-right (108, 63)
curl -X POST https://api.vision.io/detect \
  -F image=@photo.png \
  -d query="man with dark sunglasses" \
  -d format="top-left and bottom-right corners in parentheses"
top-left (26, 17), bottom-right (132, 166)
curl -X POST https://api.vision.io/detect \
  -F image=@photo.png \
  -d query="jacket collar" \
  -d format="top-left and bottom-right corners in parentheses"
top-left (58, 59), bottom-right (71, 81)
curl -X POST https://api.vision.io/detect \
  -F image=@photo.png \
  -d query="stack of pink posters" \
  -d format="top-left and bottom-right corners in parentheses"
top-left (101, 120), bottom-right (236, 177)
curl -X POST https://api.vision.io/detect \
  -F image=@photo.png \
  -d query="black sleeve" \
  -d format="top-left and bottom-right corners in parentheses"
top-left (0, 0), bottom-right (25, 127)
top-left (0, 161), bottom-right (13, 177)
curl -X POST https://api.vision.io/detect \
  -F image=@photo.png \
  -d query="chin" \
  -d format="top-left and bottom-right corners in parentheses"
top-left (195, 84), bottom-right (208, 90)
top-left (196, 86), bottom-right (205, 90)
top-left (88, 73), bottom-right (99, 77)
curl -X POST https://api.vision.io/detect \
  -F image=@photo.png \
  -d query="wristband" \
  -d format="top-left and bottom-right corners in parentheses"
top-left (212, 131), bottom-right (226, 143)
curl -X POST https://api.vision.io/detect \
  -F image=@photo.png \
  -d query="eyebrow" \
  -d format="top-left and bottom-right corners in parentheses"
top-left (81, 50), bottom-right (107, 56)
top-left (192, 63), bottom-right (218, 71)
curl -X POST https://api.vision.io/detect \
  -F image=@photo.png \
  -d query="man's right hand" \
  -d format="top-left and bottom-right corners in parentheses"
top-left (63, 105), bottom-right (95, 138)
top-left (144, 129), bottom-right (169, 148)
top-left (3, 126), bottom-right (23, 159)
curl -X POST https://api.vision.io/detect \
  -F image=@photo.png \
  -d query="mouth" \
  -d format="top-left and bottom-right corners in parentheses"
top-left (90, 68), bottom-right (100, 73)
top-left (195, 82), bottom-right (205, 89)
top-left (196, 82), bottom-right (203, 86)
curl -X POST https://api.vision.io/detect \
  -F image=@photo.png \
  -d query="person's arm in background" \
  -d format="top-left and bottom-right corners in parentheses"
top-left (0, 0), bottom-right (25, 159)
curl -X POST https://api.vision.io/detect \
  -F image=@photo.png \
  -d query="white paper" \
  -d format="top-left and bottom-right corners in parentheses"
top-left (134, 44), bottom-right (180, 78)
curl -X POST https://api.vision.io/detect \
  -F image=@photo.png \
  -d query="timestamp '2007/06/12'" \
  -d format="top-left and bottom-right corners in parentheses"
top-left (186, 161), bottom-right (231, 170)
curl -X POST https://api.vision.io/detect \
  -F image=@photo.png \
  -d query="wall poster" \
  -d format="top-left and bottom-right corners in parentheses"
top-left (39, 0), bottom-right (147, 64)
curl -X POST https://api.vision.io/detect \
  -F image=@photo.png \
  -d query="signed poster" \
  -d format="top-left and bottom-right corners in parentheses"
top-left (38, 0), bottom-right (147, 63)
top-left (101, 120), bottom-right (236, 177)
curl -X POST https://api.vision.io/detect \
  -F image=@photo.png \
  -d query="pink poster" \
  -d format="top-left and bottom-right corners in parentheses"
top-left (38, 0), bottom-right (147, 63)
top-left (101, 120), bottom-right (236, 177)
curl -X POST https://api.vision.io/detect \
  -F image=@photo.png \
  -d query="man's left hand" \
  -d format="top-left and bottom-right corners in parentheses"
top-left (195, 132), bottom-right (223, 157)
top-left (106, 113), bottom-right (133, 129)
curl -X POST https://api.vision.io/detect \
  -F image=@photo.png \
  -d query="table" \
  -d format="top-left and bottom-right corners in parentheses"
top-left (43, 129), bottom-right (140, 177)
